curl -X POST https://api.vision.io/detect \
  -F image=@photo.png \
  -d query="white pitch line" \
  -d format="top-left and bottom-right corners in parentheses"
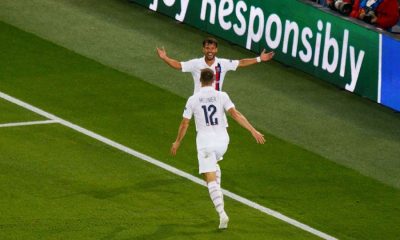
top-left (0, 119), bottom-right (59, 128)
top-left (0, 91), bottom-right (337, 240)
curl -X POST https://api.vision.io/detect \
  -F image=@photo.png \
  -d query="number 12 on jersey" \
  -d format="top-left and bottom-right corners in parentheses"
top-left (201, 104), bottom-right (218, 126)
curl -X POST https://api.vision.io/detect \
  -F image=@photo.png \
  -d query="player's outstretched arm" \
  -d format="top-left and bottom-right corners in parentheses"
top-left (171, 118), bottom-right (191, 156)
top-left (228, 108), bottom-right (265, 144)
top-left (156, 47), bottom-right (182, 70)
top-left (238, 49), bottom-right (275, 68)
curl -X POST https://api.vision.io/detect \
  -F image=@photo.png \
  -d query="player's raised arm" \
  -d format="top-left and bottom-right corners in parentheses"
top-left (156, 47), bottom-right (182, 70)
top-left (227, 108), bottom-right (265, 144)
top-left (170, 118), bottom-right (191, 156)
top-left (238, 49), bottom-right (275, 68)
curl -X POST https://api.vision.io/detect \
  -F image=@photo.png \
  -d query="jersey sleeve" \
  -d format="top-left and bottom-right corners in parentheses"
top-left (221, 92), bottom-right (235, 111)
top-left (182, 97), bottom-right (194, 119)
top-left (181, 59), bottom-right (198, 73)
top-left (220, 58), bottom-right (239, 72)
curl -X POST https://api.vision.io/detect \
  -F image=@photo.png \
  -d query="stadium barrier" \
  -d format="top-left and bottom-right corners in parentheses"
top-left (381, 34), bottom-right (400, 111)
top-left (130, 0), bottom-right (400, 111)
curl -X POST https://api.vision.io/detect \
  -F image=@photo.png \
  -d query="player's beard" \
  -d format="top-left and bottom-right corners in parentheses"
top-left (205, 52), bottom-right (215, 61)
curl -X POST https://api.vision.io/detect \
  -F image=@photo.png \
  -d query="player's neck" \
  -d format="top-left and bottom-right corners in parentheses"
top-left (201, 83), bottom-right (213, 88)
top-left (204, 57), bottom-right (215, 66)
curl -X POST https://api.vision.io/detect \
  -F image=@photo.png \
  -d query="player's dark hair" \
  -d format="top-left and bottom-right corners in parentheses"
top-left (200, 69), bottom-right (214, 85)
top-left (202, 37), bottom-right (218, 47)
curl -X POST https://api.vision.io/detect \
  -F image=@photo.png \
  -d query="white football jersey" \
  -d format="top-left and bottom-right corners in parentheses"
top-left (181, 57), bottom-right (239, 94)
top-left (183, 86), bottom-right (235, 133)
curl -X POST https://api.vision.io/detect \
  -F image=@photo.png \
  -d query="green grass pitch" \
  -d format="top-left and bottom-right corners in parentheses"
top-left (0, 1), bottom-right (400, 239)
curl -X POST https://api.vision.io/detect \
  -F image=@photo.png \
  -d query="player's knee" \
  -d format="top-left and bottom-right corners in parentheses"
top-left (203, 172), bottom-right (217, 183)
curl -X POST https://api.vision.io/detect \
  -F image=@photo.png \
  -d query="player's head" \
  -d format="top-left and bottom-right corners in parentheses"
top-left (202, 37), bottom-right (218, 61)
top-left (200, 68), bottom-right (215, 86)
top-left (203, 37), bottom-right (218, 48)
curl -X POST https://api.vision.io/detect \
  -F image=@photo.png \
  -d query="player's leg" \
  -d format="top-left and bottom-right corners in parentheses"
top-left (215, 132), bottom-right (229, 188)
top-left (215, 163), bottom-right (221, 186)
top-left (214, 141), bottom-right (228, 214)
top-left (203, 172), bottom-right (229, 229)
top-left (198, 149), bottom-right (229, 229)
top-left (215, 163), bottom-right (224, 205)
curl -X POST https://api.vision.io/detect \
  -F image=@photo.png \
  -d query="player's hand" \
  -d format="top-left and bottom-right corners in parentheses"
top-left (251, 130), bottom-right (266, 144)
top-left (260, 49), bottom-right (275, 62)
top-left (157, 47), bottom-right (167, 60)
top-left (170, 141), bottom-right (181, 156)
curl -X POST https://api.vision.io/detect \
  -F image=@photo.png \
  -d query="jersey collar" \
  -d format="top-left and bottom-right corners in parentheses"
top-left (203, 56), bottom-right (219, 67)
top-left (200, 86), bottom-right (214, 92)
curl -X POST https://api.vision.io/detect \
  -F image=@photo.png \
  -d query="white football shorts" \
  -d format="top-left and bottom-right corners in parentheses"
top-left (196, 130), bottom-right (229, 174)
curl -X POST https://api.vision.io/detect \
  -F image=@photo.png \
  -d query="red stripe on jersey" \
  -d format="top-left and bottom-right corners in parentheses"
top-left (215, 63), bottom-right (221, 91)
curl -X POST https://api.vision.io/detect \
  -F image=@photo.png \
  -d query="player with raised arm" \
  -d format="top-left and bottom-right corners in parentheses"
top-left (170, 68), bottom-right (265, 229)
top-left (157, 37), bottom-right (275, 94)
top-left (160, 37), bottom-right (272, 193)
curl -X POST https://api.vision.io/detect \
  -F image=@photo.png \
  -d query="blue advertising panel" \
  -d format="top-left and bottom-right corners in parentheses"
top-left (381, 35), bottom-right (400, 111)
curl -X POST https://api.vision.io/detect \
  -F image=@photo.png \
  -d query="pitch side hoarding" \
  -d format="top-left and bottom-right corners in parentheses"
top-left (132, 0), bottom-right (382, 104)
top-left (380, 35), bottom-right (400, 111)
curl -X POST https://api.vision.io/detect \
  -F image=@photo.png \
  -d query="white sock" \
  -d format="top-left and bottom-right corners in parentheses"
top-left (216, 164), bottom-right (222, 186)
top-left (207, 181), bottom-right (225, 216)
top-left (215, 164), bottom-right (224, 203)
